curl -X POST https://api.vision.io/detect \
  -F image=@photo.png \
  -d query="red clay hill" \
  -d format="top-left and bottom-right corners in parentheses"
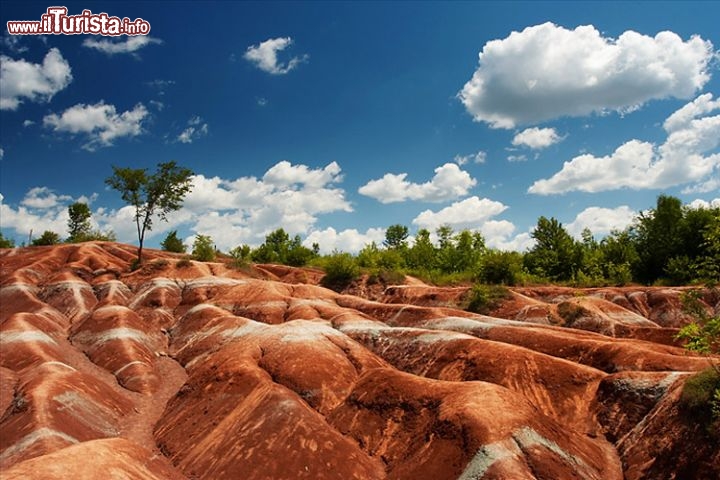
top-left (1, 242), bottom-right (718, 479)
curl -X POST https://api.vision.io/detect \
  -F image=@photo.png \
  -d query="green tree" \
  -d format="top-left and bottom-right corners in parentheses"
top-left (228, 244), bottom-right (252, 267)
top-left (160, 230), bottom-right (187, 253)
top-left (105, 161), bottom-right (193, 263)
top-left (32, 230), bottom-right (62, 246)
top-left (696, 213), bottom-right (720, 282)
top-left (632, 195), bottom-right (684, 283)
top-left (524, 216), bottom-right (578, 281)
top-left (320, 251), bottom-right (360, 291)
top-left (0, 232), bottom-right (15, 248)
top-left (67, 202), bottom-right (92, 242)
top-left (478, 250), bottom-right (524, 285)
top-left (285, 235), bottom-right (315, 267)
top-left (384, 224), bottom-right (409, 249)
top-left (405, 228), bottom-right (436, 271)
top-left (192, 234), bottom-right (216, 261)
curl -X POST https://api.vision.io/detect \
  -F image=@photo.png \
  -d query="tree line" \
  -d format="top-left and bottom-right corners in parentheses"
top-left (0, 159), bottom-right (717, 287)
top-left (160, 193), bottom-right (718, 288)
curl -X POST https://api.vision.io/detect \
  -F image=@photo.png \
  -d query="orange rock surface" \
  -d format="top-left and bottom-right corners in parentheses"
top-left (0, 242), bottom-right (718, 479)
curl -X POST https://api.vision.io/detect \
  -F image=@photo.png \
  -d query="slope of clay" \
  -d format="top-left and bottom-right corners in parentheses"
top-left (0, 242), bottom-right (717, 479)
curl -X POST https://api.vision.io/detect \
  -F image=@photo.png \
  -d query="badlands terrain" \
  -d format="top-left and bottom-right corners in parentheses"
top-left (0, 242), bottom-right (718, 479)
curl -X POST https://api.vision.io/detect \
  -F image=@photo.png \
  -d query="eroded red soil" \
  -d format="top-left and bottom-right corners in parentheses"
top-left (1, 243), bottom-right (718, 479)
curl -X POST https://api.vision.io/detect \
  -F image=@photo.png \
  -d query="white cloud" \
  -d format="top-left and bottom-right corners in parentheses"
top-left (0, 48), bottom-right (72, 110)
top-left (244, 37), bottom-right (308, 75)
top-left (146, 79), bottom-right (174, 96)
top-left (20, 187), bottom-right (72, 209)
top-left (1, 33), bottom-right (28, 53)
top-left (529, 94), bottom-right (720, 194)
top-left (459, 23), bottom-right (715, 128)
top-left (507, 154), bottom-right (527, 162)
top-left (512, 127), bottom-right (563, 149)
top-left (22, 120), bottom-right (34, 127)
top-left (454, 150), bottom-right (486, 165)
top-left (182, 161), bottom-right (352, 250)
top-left (566, 206), bottom-right (637, 238)
top-left (0, 147), bottom-right (3, 159)
top-left (687, 198), bottom-right (720, 210)
top-left (0, 189), bottom-right (101, 239)
top-left (177, 116), bottom-right (209, 144)
top-left (359, 163), bottom-right (476, 204)
top-left (303, 227), bottom-right (386, 254)
top-left (43, 102), bottom-right (149, 150)
top-left (412, 196), bottom-right (508, 231)
top-left (1, 160), bottom-right (352, 250)
top-left (82, 36), bottom-right (162, 55)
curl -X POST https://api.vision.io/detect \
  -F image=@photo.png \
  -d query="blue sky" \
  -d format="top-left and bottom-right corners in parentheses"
top-left (1, 1), bottom-right (718, 252)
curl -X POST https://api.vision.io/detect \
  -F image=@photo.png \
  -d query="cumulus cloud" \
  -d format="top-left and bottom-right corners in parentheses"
top-left (0, 48), bottom-right (72, 110)
top-left (182, 161), bottom-right (352, 250)
top-left (459, 23), bottom-right (715, 128)
top-left (177, 116), bottom-right (209, 144)
top-left (1, 160), bottom-right (352, 251)
top-left (20, 187), bottom-right (72, 209)
top-left (687, 198), bottom-right (720, 210)
top-left (82, 36), bottom-right (162, 55)
top-left (512, 127), bottom-right (563, 149)
top-left (303, 227), bottom-right (386, 254)
top-left (529, 94), bottom-right (720, 194)
top-left (244, 37), bottom-right (308, 75)
top-left (359, 163), bottom-right (476, 204)
top-left (412, 196), bottom-right (508, 231)
top-left (409, 197), bottom-right (533, 251)
top-left (566, 205), bottom-right (637, 238)
top-left (43, 102), bottom-right (149, 151)
top-left (0, 189), bottom-right (102, 239)
top-left (454, 150), bottom-right (486, 165)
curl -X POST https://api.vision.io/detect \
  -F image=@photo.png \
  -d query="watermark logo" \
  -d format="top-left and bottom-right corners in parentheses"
top-left (7, 7), bottom-right (151, 36)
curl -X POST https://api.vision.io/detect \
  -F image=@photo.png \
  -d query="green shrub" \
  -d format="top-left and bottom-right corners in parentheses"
top-left (680, 367), bottom-right (720, 436)
top-left (161, 230), bottom-right (187, 253)
top-left (32, 230), bottom-right (62, 246)
top-left (321, 252), bottom-right (360, 291)
top-left (477, 250), bottom-right (524, 285)
top-left (192, 235), bottom-right (216, 262)
top-left (176, 258), bottom-right (192, 268)
top-left (228, 245), bottom-right (252, 268)
top-left (367, 268), bottom-right (405, 285)
top-left (465, 284), bottom-right (511, 315)
top-left (0, 232), bottom-right (15, 248)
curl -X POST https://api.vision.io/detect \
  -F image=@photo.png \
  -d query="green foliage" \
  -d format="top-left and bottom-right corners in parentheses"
top-left (160, 230), bottom-right (187, 253)
top-left (251, 228), bottom-right (316, 266)
top-left (367, 268), bottom-right (406, 286)
top-left (192, 234), bottom-right (216, 262)
top-left (105, 161), bottom-right (193, 263)
top-left (67, 202), bottom-right (92, 242)
top-left (676, 289), bottom-right (720, 355)
top-left (676, 288), bottom-right (720, 435)
top-left (404, 229), bottom-right (436, 271)
top-left (0, 232), bottom-right (15, 248)
top-left (320, 252), bottom-right (360, 291)
top-left (31, 230), bottom-right (61, 246)
top-left (632, 195), bottom-right (687, 283)
top-left (679, 367), bottom-right (720, 436)
top-left (477, 249), bottom-right (524, 285)
top-left (384, 224), bottom-right (409, 249)
top-left (525, 216), bottom-right (579, 281)
top-left (176, 258), bottom-right (192, 268)
top-left (228, 244), bottom-right (252, 268)
top-left (465, 284), bottom-right (511, 315)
